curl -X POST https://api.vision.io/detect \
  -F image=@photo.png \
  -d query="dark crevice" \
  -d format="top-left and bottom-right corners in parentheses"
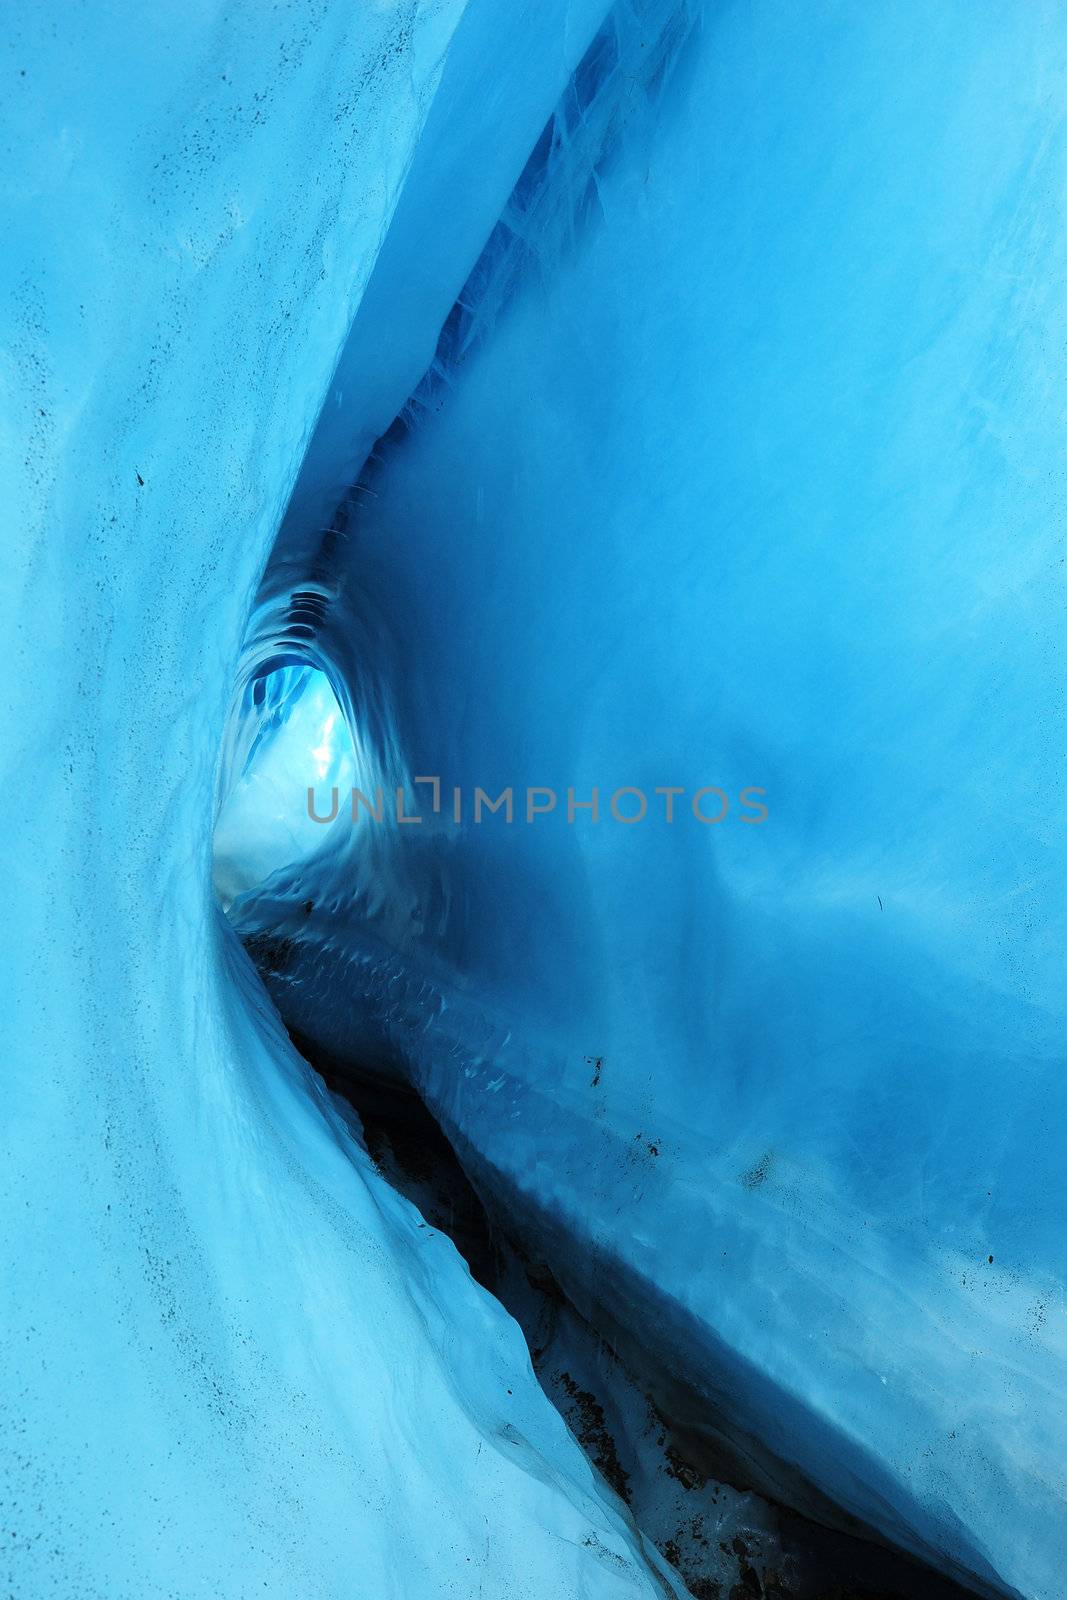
top-left (283, 1022), bottom-right (982, 1600)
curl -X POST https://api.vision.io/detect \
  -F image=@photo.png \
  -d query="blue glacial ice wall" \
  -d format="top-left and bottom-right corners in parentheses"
top-left (231, 3), bottom-right (1067, 1598)
top-left (0, 3), bottom-right (690, 1596)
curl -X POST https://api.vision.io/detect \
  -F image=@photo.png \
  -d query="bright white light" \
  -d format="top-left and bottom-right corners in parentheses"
top-left (213, 667), bottom-right (359, 908)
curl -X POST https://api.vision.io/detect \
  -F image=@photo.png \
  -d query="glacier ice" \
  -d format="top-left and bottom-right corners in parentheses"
top-left (4, 0), bottom-right (1067, 1597)
top-left (0, 2), bottom-right (687, 1596)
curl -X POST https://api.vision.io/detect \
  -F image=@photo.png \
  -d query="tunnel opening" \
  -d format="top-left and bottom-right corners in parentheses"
top-left (213, 662), bottom-right (357, 911)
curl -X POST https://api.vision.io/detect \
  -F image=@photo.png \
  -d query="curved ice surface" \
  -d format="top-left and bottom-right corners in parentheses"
top-left (0, 4), bottom-right (686, 1595)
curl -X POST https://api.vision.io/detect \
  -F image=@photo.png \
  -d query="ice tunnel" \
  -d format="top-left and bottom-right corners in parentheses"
top-left (3, 2), bottom-right (1066, 1598)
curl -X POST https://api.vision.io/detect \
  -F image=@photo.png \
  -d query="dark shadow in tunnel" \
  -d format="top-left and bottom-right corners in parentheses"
top-left (284, 1024), bottom-right (986, 1600)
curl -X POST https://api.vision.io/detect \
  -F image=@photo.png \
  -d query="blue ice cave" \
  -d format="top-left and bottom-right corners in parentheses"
top-left (3, 3), bottom-right (1065, 1598)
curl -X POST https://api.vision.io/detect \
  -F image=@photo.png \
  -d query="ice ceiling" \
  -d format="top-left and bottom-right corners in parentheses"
top-left (4, 2), bottom-right (1066, 1598)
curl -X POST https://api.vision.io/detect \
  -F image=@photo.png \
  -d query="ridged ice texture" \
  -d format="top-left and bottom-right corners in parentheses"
top-left (0, 5), bottom-right (687, 1597)
top-left (234, 4), bottom-right (1067, 1597)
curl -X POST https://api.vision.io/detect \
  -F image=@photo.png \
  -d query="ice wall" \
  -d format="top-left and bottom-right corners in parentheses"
top-left (233, 4), bottom-right (1067, 1597)
top-left (0, 4), bottom-right (686, 1595)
